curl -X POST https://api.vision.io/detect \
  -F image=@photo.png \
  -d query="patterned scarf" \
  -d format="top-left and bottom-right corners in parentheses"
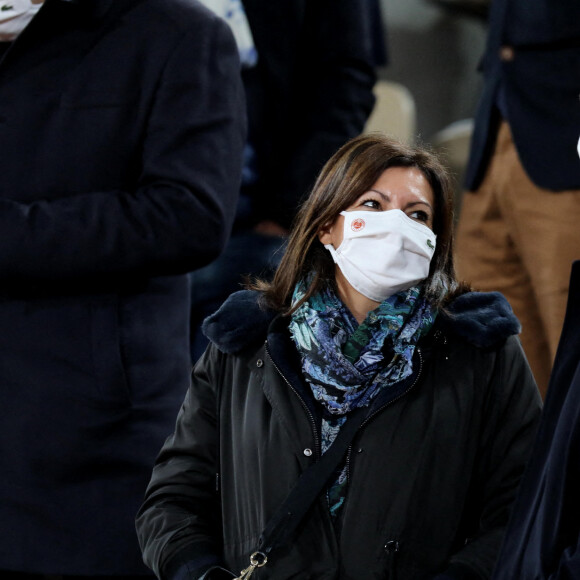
top-left (289, 282), bottom-right (437, 518)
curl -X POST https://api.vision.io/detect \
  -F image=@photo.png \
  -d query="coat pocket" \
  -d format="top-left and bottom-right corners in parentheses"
top-left (90, 293), bottom-right (131, 406)
top-left (0, 295), bottom-right (130, 408)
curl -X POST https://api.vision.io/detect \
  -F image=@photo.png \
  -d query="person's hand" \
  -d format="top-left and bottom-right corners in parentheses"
top-left (253, 220), bottom-right (289, 237)
top-left (203, 567), bottom-right (236, 580)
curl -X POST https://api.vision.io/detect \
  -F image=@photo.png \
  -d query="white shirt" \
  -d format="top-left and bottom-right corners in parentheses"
top-left (196, 0), bottom-right (257, 67)
top-left (0, 0), bottom-right (44, 42)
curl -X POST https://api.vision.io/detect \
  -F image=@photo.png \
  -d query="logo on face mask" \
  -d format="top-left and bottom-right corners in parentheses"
top-left (351, 218), bottom-right (365, 232)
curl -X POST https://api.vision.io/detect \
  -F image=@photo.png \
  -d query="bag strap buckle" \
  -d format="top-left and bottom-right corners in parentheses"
top-left (234, 551), bottom-right (268, 580)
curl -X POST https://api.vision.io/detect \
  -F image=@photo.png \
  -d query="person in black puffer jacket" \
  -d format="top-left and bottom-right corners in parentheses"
top-left (137, 134), bottom-right (542, 580)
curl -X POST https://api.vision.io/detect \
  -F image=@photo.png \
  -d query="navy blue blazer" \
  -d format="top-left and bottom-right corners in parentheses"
top-left (492, 261), bottom-right (580, 579)
top-left (0, 0), bottom-right (244, 575)
top-left (464, 0), bottom-right (580, 191)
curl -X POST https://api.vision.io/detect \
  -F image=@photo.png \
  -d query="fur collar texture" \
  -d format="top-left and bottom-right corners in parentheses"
top-left (202, 289), bottom-right (521, 355)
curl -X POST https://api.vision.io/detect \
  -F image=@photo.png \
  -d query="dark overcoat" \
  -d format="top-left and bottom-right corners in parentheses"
top-left (137, 290), bottom-right (542, 580)
top-left (0, 0), bottom-right (245, 574)
top-left (492, 261), bottom-right (580, 579)
top-left (464, 0), bottom-right (580, 191)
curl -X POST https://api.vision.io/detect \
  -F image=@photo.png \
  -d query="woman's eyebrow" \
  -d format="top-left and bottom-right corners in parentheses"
top-left (368, 188), bottom-right (390, 201)
top-left (368, 189), bottom-right (433, 212)
top-left (405, 200), bottom-right (433, 211)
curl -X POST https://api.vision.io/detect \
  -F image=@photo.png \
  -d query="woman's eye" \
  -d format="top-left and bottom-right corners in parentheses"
top-left (409, 210), bottom-right (430, 223)
top-left (361, 199), bottom-right (381, 210)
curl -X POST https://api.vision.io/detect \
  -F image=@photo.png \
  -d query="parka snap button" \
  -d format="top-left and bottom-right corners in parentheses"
top-left (256, 359), bottom-right (264, 368)
top-left (303, 448), bottom-right (313, 457)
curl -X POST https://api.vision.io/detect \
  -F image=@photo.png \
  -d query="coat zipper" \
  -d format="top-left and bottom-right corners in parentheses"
top-left (343, 348), bottom-right (424, 497)
top-left (264, 340), bottom-right (321, 459)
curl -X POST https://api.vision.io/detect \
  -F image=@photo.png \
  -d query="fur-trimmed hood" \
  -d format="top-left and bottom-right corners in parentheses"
top-left (202, 289), bottom-right (521, 355)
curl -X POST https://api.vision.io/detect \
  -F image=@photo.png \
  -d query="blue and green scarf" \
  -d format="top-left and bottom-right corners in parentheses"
top-left (289, 282), bottom-right (437, 518)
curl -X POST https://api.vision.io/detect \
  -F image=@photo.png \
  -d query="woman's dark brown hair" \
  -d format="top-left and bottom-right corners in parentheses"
top-left (251, 133), bottom-right (467, 313)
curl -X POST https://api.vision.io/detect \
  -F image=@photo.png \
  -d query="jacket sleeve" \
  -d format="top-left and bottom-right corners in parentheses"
top-left (547, 543), bottom-right (580, 579)
top-left (0, 16), bottom-right (245, 284)
top-left (258, 0), bottom-right (377, 227)
top-left (136, 344), bottom-right (235, 580)
top-left (435, 335), bottom-right (543, 580)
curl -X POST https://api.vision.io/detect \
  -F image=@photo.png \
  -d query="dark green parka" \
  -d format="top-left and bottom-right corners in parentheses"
top-left (136, 290), bottom-right (541, 580)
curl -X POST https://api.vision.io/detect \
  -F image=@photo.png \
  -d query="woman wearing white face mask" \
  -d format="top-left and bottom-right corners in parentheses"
top-left (137, 134), bottom-right (542, 580)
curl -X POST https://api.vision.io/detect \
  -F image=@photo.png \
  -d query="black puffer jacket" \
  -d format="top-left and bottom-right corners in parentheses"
top-left (136, 290), bottom-right (542, 580)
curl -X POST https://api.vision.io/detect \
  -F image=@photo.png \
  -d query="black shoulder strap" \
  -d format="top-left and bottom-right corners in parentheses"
top-left (257, 405), bottom-right (368, 556)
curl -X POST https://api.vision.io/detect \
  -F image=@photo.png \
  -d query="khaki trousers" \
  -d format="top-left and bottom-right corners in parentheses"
top-left (455, 121), bottom-right (580, 398)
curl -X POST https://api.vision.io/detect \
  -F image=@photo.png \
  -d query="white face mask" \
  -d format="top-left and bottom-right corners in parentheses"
top-left (324, 209), bottom-right (437, 303)
top-left (0, 0), bottom-right (43, 42)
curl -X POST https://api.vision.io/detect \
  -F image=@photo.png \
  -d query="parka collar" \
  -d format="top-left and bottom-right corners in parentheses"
top-left (202, 289), bottom-right (521, 355)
